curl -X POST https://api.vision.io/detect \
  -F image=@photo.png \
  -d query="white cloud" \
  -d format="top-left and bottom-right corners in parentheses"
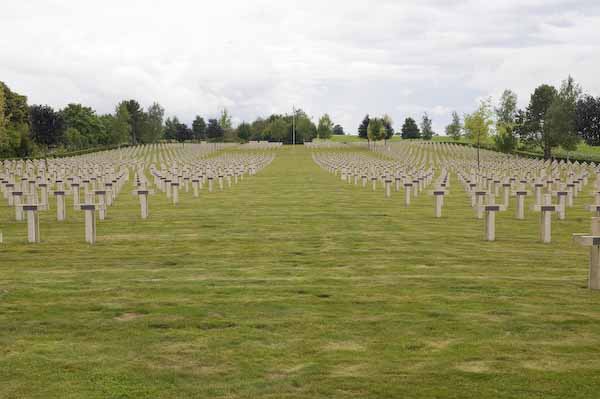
top-left (1, 0), bottom-right (599, 135)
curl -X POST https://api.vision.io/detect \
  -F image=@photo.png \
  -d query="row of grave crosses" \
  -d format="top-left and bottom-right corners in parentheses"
top-left (381, 141), bottom-right (600, 290)
top-left (1, 146), bottom-right (277, 245)
top-left (312, 152), bottom-right (435, 206)
top-left (147, 153), bottom-right (275, 205)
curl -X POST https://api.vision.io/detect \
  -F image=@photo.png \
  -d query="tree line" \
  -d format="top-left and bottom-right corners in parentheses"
top-left (443, 75), bottom-right (600, 159)
top-left (0, 81), bottom-right (349, 158)
top-left (357, 113), bottom-right (435, 141)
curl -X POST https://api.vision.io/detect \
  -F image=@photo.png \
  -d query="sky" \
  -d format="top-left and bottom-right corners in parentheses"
top-left (1, 0), bottom-right (600, 135)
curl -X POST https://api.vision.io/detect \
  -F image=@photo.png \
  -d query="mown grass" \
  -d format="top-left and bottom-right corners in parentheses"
top-left (1, 146), bottom-right (600, 398)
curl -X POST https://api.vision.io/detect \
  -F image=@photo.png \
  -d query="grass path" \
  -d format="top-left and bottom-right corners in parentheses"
top-left (1, 147), bottom-right (600, 398)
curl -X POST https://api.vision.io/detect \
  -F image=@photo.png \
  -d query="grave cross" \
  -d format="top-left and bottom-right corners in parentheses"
top-left (533, 194), bottom-right (562, 244)
top-left (573, 217), bottom-right (600, 290)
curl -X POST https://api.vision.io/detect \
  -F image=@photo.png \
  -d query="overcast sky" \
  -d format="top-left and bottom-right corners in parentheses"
top-left (1, 0), bottom-right (600, 135)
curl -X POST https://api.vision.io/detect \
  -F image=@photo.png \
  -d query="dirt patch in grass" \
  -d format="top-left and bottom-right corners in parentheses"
top-left (455, 361), bottom-right (493, 373)
top-left (115, 312), bottom-right (144, 321)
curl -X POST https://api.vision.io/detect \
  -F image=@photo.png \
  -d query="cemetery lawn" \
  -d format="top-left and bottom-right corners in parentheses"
top-left (3, 146), bottom-right (600, 398)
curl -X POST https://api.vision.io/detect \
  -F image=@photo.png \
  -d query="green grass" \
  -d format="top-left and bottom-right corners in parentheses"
top-left (2, 146), bottom-right (600, 398)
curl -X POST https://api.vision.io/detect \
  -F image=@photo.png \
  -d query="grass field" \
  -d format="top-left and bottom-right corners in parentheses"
top-left (2, 146), bottom-right (600, 398)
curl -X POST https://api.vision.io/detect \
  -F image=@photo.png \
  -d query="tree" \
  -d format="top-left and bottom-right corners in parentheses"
top-left (143, 102), bottom-right (164, 143)
top-left (317, 114), bottom-right (333, 139)
top-left (237, 122), bottom-right (252, 142)
top-left (60, 103), bottom-right (105, 147)
top-left (175, 121), bottom-right (192, 142)
top-left (518, 84), bottom-right (557, 157)
top-left (445, 111), bottom-right (462, 140)
top-left (332, 124), bottom-right (345, 135)
top-left (64, 127), bottom-right (83, 149)
top-left (0, 84), bottom-right (6, 148)
top-left (0, 81), bottom-right (29, 127)
top-left (29, 105), bottom-right (64, 146)
top-left (110, 103), bottom-right (131, 144)
top-left (0, 83), bottom-right (5, 132)
top-left (464, 98), bottom-right (494, 169)
top-left (544, 76), bottom-right (581, 155)
top-left (576, 95), bottom-right (600, 145)
top-left (122, 99), bottom-right (145, 145)
top-left (164, 117), bottom-right (179, 141)
top-left (382, 114), bottom-right (394, 140)
top-left (192, 116), bottom-right (206, 141)
top-left (293, 110), bottom-right (317, 143)
top-left (420, 113), bottom-right (434, 140)
top-left (219, 109), bottom-right (232, 130)
top-left (358, 115), bottom-right (370, 139)
top-left (496, 89), bottom-right (518, 125)
top-left (264, 117), bottom-right (289, 142)
top-left (493, 90), bottom-right (519, 153)
top-left (0, 82), bottom-right (31, 157)
top-left (367, 118), bottom-right (385, 142)
top-left (494, 123), bottom-right (518, 153)
top-left (401, 117), bottom-right (420, 139)
top-left (206, 118), bottom-right (224, 141)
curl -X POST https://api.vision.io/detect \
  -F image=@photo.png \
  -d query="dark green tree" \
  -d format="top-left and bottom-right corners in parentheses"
top-left (142, 102), bottom-right (164, 143)
top-left (29, 105), bottom-right (64, 146)
top-left (237, 122), bottom-right (252, 142)
top-left (383, 115), bottom-right (394, 140)
top-left (332, 124), bottom-right (345, 135)
top-left (401, 117), bottom-right (420, 139)
top-left (206, 118), bottom-right (224, 141)
top-left (122, 99), bottom-right (145, 144)
top-left (576, 95), bottom-right (600, 145)
top-left (192, 116), bottom-right (206, 141)
top-left (358, 115), bottom-right (370, 139)
top-left (518, 84), bottom-right (557, 158)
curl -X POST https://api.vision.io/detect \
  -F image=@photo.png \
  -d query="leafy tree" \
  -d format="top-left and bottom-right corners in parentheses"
top-left (265, 117), bottom-right (290, 142)
top-left (401, 117), bottom-right (420, 139)
top-left (206, 118), bottom-right (224, 141)
top-left (518, 84), bottom-right (557, 157)
top-left (60, 103), bottom-right (105, 147)
top-left (64, 127), bottom-right (83, 149)
top-left (420, 113), bottom-right (434, 140)
top-left (496, 89), bottom-right (518, 125)
top-left (192, 116), bottom-right (206, 141)
top-left (237, 122), bottom-right (252, 142)
top-left (122, 99), bottom-right (145, 144)
top-left (142, 102), bottom-right (164, 143)
top-left (317, 114), bottom-right (333, 139)
top-left (382, 114), bottom-right (394, 140)
top-left (175, 121), bottom-right (192, 142)
top-left (219, 109), bottom-right (232, 130)
top-left (0, 82), bottom-right (31, 157)
top-left (332, 124), bottom-right (345, 135)
top-left (464, 98), bottom-right (494, 168)
top-left (367, 118), bottom-right (385, 141)
top-left (110, 103), bottom-right (131, 144)
top-left (445, 111), bottom-right (462, 140)
top-left (293, 110), bottom-right (317, 143)
top-left (358, 114), bottom-right (370, 139)
top-left (494, 123), bottom-right (518, 153)
top-left (544, 76), bottom-right (581, 155)
top-left (576, 95), bottom-right (600, 145)
top-left (0, 84), bottom-right (6, 134)
top-left (164, 117), bottom-right (179, 141)
top-left (29, 105), bottom-right (64, 146)
top-left (493, 90), bottom-right (518, 153)
top-left (250, 118), bottom-right (267, 141)
top-left (0, 81), bottom-right (29, 127)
